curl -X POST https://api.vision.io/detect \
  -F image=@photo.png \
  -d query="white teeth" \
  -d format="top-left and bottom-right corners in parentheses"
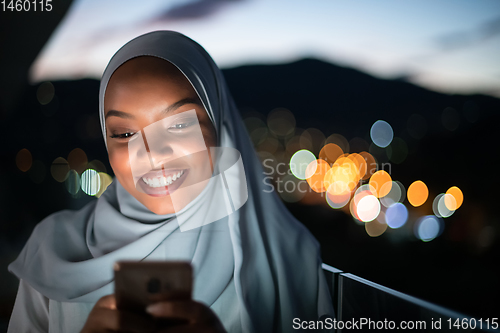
top-left (141, 170), bottom-right (184, 188)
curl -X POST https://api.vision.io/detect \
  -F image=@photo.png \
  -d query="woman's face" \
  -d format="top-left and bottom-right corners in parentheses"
top-left (104, 56), bottom-right (217, 215)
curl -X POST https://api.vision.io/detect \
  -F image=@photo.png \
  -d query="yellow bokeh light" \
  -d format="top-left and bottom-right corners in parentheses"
top-left (445, 186), bottom-right (463, 210)
top-left (16, 148), bottom-right (32, 172)
top-left (347, 153), bottom-right (366, 180)
top-left (306, 159), bottom-right (330, 193)
top-left (95, 172), bottom-right (113, 198)
top-left (369, 170), bottom-right (392, 198)
top-left (324, 156), bottom-right (359, 195)
top-left (407, 180), bottom-right (429, 207)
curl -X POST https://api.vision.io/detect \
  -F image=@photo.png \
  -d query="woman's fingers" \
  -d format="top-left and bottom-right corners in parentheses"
top-left (95, 294), bottom-right (117, 310)
top-left (146, 300), bottom-right (209, 323)
top-left (146, 300), bottom-right (227, 332)
top-left (81, 294), bottom-right (156, 333)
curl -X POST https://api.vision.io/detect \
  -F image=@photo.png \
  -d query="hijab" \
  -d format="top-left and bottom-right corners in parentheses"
top-left (9, 30), bottom-right (334, 332)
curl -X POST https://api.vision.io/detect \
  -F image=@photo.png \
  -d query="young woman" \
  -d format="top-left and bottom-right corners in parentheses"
top-left (8, 30), bottom-right (334, 332)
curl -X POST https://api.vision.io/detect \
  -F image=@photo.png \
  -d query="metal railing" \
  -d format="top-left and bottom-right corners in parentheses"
top-left (322, 264), bottom-right (499, 332)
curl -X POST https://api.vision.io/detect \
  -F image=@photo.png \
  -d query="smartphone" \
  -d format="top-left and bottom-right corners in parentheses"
top-left (114, 260), bottom-right (193, 314)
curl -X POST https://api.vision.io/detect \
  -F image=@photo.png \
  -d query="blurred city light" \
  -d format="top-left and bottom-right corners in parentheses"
top-left (67, 148), bottom-right (88, 174)
top-left (81, 169), bottom-right (100, 196)
top-left (385, 202), bottom-right (409, 229)
top-left (370, 120), bottom-right (393, 148)
top-left (445, 186), bottom-right (463, 210)
top-left (369, 170), bottom-right (392, 198)
top-left (407, 180), bottom-right (429, 207)
top-left (50, 157), bottom-right (70, 182)
top-left (16, 148), bottom-right (32, 172)
top-left (290, 149), bottom-right (316, 180)
top-left (415, 216), bottom-right (443, 242)
top-left (306, 159), bottom-right (330, 192)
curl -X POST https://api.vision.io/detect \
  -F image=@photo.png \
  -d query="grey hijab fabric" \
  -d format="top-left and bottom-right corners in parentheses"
top-left (9, 31), bottom-right (334, 332)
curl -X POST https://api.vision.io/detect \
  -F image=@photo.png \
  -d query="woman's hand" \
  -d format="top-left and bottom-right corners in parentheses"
top-left (146, 299), bottom-right (227, 333)
top-left (80, 294), bottom-right (156, 333)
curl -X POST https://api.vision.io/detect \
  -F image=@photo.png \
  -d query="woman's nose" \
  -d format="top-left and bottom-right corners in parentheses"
top-left (142, 126), bottom-right (175, 166)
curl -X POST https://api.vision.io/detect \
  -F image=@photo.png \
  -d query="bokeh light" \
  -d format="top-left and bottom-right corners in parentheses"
top-left (324, 156), bottom-right (360, 195)
top-left (433, 193), bottom-right (455, 218)
top-left (16, 148), bottom-right (32, 172)
top-left (380, 181), bottom-right (403, 207)
top-left (67, 148), bottom-right (88, 174)
top-left (50, 157), bottom-right (70, 182)
top-left (365, 218), bottom-right (388, 237)
top-left (370, 120), bottom-right (393, 148)
top-left (415, 216), bottom-right (443, 242)
top-left (65, 169), bottom-right (80, 195)
top-left (278, 174), bottom-right (306, 203)
top-left (95, 172), bottom-right (113, 198)
top-left (326, 188), bottom-right (351, 209)
top-left (267, 107), bottom-right (296, 138)
top-left (369, 170), bottom-right (392, 198)
top-left (81, 169), bottom-right (101, 196)
top-left (356, 195), bottom-right (381, 222)
top-left (386, 137), bottom-right (408, 164)
top-left (305, 159), bottom-right (330, 193)
top-left (244, 116), bottom-right (268, 146)
top-left (359, 152), bottom-right (377, 180)
top-left (407, 180), bottom-right (428, 207)
top-left (36, 81), bottom-right (55, 105)
top-left (445, 186), bottom-right (463, 210)
top-left (385, 203), bottom-right (409, 229)
top-left (349, 137), bottom-right (370, 153)
top-left (290, 149), bottom-right (316, 180)
top-left (319, 143), bottom-right (343, 166)
top-left (324, 133), bottom-right (349, 153)
top-left (301, 128), bottom-right (325, 156)
top-left (350, 186), bottom-right (375, 221)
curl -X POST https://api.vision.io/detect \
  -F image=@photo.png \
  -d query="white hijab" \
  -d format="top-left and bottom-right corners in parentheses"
top-left (9, 30), bottom-right (334, 332)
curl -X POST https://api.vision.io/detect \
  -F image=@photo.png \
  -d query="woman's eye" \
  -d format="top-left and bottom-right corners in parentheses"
top-left (168, 121), bottom-right (195, 131)
top-left (110, 132), bottom-right (137, 139)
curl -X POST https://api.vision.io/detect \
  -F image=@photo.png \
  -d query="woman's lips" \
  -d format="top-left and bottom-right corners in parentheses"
top-left (137, 168), bottom-right (189, 197)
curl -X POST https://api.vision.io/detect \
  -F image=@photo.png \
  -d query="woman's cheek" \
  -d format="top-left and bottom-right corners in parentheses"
top-left (109, 147), bottom-right (132, 180)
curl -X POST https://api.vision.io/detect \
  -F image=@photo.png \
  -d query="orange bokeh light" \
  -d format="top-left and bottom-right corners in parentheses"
top-left (324, 156), bottom-right (360, 195)
top-left (319, 143), bottom-right (343, 166)
top-left (369, 170), bottom-right (392, 198)
top-left (306, 159), bottom-right (331, 193)
top-left (407, 180), bottom-right (429, 207)
top-left (445, 186), bottom-right (463, 210)
top-left (347, 153), bottom-right (366, 180)
top-left (359, 151), bottom-right (377, 180)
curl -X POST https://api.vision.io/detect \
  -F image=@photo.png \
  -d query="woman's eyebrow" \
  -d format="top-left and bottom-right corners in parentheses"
top-left (161, 97), bottom-right (202, 116)
top-left (105, 97), bottom-right (202, 120)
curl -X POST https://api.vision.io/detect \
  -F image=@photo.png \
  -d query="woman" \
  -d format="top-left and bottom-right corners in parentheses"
top-left (8, 30), bottom-right (334, 332)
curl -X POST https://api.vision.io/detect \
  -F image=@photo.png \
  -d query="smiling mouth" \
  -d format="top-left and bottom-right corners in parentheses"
top-left (137, 168), bottom-right (189, 197)
top-left (141, 169), bottom-right (185, 188)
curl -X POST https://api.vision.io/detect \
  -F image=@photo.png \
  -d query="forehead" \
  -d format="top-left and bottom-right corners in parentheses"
top-left (106, 56), bottom-right (192, 92)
